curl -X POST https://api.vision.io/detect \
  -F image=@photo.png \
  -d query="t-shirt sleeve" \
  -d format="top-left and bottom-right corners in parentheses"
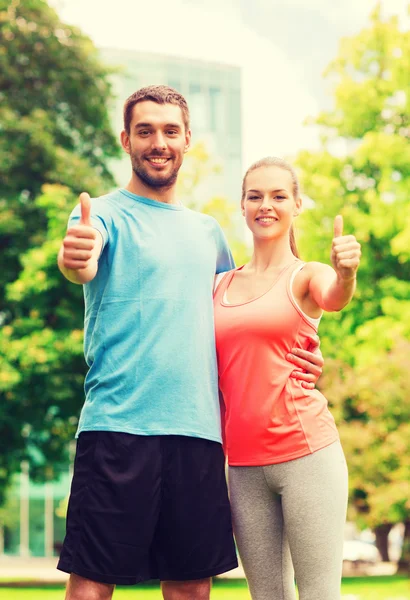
top-left (213, 220), bottom-right (235, 274)
top-left (68, 199), bottom-right (110, 249)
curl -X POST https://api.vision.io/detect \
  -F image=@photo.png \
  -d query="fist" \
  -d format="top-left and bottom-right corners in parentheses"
top-left (331, 215), bottom-right (361, 280)
top-left (62, 193), bottom-right (98, 271)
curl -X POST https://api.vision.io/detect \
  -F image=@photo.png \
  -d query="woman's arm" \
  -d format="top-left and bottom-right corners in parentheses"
top-left (308, 215), bottom-right (361, 312)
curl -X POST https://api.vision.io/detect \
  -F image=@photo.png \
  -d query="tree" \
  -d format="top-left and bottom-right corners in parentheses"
top-left (178, 141), bottom-right (250, 265)
top-left (0, 0), bottom-right (120, 502)
top-left (294, 5), bottom-right (410, 569)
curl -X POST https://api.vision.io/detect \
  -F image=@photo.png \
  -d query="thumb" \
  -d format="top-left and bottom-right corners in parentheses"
top-left (79, 192), bottom-right (92, 226)
top-left (333, 214), bottom-right (343, 238)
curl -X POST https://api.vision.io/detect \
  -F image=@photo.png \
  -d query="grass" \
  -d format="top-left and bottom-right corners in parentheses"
top-left (0, 577), bottom-right (409, 599)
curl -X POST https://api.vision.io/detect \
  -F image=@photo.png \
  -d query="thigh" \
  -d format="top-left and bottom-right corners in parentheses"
top-left (279, 442), bottom-right (348, 600)
top-left (153, 436), bottom-right (237, 581)
top-left (229, 466), bottom-right (296, 600)
top-left (58, 432), bottom-right (162, 585)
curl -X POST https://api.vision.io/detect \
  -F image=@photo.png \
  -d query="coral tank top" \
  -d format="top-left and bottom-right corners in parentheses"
top-left (214, 260), bottom-right (339, 466)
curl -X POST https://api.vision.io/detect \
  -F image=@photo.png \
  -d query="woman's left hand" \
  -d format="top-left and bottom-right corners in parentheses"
top-left (331, 215), bottom-right (361, 281)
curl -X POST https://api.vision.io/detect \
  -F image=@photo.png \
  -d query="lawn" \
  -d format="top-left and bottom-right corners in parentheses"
top-left (0, 577), bottom-right (409, 599)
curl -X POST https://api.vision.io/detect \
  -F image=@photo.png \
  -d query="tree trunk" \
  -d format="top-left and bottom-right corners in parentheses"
top-left (397, 520), bottom-right (410, 575)
top-left (374, 523), bottom-right (392, 562)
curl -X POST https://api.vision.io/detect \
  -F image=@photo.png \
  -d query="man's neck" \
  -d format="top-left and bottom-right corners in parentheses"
top-left (125, 175), bottom-right (178, 205)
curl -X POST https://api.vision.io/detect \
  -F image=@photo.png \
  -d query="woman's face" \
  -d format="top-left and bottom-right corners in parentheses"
top-left (241, 165), bottom-right (301, 241)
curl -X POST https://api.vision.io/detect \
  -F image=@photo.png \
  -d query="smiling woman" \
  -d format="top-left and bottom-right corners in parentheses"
top-left (214, 155), bottom-right (361, 600)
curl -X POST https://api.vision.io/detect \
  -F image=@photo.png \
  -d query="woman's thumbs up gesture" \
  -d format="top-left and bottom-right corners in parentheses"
top-left (331, 215), bottom-right (361, 281)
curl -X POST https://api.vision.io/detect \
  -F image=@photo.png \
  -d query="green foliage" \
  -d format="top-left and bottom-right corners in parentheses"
top-left (178, 142), bottom-right (250, 266)
top-left (295, 5), bottom-right (410, 551)
top-left (0, 0), bottom-right (119, 503)
top-left (0, 185), bottom-right (86, 495)
top-left (0, 0), bottom-right (120, 197)
top-left (0, 0), bottom-right (121, 306)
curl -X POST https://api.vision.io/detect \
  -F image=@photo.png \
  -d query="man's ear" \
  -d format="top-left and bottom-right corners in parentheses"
top-left (120, 130), bottom-right (131, 155)
top-left (184, 129), bottom-right (192, 153)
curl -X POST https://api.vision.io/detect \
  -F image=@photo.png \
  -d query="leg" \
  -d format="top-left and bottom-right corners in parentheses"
top-left (162, 578), bottom-right (211, 600)
top-left (229, 466), bottom-right (296, 600)
top-left (278, 442), bottom-right (348, 600)
top-left (58, 432), bottom-right (162, 585)
top-left (153, 437), bottom-right (237, 581)
top-left (65, 573), bottom-right (114, 600)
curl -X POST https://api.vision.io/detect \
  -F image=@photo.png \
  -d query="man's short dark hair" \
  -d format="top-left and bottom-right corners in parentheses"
top-left (123, 85), bottom-right (190, 133)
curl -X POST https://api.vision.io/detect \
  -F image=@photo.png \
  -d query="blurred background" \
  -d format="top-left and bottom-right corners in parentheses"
top-left (1, 0), bottom-right (410, 597)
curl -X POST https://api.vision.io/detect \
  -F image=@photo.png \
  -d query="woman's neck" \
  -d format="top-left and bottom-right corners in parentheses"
top-left (246, 236), bottom-right (296, 273)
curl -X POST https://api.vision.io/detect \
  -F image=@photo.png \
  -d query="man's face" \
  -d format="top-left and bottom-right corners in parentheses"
top-left (121, 101), bottom-right (191, 190)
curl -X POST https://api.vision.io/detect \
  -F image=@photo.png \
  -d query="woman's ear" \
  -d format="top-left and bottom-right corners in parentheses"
top-left (293, 196), bottom-right (302, 217)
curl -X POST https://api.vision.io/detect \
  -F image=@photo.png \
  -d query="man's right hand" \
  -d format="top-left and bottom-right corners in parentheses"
top-left (58, 192), bottom-right (102, 284)
top-left (62, 193), bottom-right (98, 271)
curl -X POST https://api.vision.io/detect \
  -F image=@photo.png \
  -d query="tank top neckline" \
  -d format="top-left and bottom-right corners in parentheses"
top-left (220, 259), bottom-right (300, 308)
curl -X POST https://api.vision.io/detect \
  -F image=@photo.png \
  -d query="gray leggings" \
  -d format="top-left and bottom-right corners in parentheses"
top-left (228, 441), bottom-right (348, 600)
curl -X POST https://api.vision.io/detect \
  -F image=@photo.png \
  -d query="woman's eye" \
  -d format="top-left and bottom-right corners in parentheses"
top-left (248, 196), bottom-right (260, 200)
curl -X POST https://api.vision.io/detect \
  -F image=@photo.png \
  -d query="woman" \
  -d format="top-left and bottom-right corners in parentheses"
top-left (214, 157), bottom-right (361, 600)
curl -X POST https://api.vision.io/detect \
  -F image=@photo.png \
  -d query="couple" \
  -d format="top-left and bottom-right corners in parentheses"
top-left (57, 85), bottom-right (361, 600)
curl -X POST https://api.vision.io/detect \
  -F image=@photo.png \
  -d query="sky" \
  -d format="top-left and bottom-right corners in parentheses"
top-left (51, 0), bottom-right (409, 170)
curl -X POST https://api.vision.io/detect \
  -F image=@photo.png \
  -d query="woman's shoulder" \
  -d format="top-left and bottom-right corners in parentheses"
top-left (292, 261), bottom-right (333, 298)
top-left (297, 261), bottom-right (334, 279)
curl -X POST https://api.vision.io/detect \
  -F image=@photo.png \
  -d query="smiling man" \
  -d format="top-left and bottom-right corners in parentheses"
top-left (57, 86), bottom-right (323, 600)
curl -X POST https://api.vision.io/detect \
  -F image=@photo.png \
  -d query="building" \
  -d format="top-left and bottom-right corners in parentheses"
top-left (100, 48), bottom-right (243, 205)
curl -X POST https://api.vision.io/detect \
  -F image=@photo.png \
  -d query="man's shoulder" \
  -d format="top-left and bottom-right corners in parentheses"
top-left (184, 207), bottom-right (221, 229)
top-left (91, 189), bottom-right (123, 210)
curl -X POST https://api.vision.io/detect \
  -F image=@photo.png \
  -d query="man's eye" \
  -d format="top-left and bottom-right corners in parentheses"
top-left (166, 130), bottom-right (178, 135)
top-left (139, 130), bottom-right (150, 136)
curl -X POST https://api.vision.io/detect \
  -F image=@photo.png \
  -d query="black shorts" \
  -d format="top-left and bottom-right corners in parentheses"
top-left (57, 432), bottom-right (237, 585)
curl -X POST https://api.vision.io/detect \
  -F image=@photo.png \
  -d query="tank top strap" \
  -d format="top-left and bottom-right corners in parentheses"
top-left (268, 258), bottom-right (302, 291)
top-left (282, 259), bottom-right (305, 304)
top-left (285, 259), bottom-right (305, 283)
top-left (213, 268), bottom-right (238, 299)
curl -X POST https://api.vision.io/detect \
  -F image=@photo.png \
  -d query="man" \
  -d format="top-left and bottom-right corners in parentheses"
top-left (57, 86), bottom-right (323, 600)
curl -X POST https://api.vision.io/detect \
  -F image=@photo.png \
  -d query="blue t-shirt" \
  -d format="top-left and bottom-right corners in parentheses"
top-left (69, 189), bottom-right (235, 443)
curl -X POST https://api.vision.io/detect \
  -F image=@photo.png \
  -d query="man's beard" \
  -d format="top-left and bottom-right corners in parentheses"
top-left (131, 153), bottom-right (180, 190)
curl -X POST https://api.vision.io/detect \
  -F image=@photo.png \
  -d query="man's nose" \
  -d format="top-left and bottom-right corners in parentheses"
top-left (152, 133), bottom-right (167, 150)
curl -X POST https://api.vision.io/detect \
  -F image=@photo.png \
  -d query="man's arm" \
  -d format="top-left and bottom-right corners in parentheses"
top-left (287, 337), bottom-right (324, 390)
top-left (58, 192), bottom-right (103, 285)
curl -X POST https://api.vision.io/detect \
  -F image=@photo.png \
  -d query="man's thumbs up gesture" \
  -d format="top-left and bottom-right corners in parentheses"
top-left (79, 192), bottom-right (92, 227)
top-left (59, 193), bottom-right (102, 284)
top-left (331, 215), bottom-right (361, 281)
